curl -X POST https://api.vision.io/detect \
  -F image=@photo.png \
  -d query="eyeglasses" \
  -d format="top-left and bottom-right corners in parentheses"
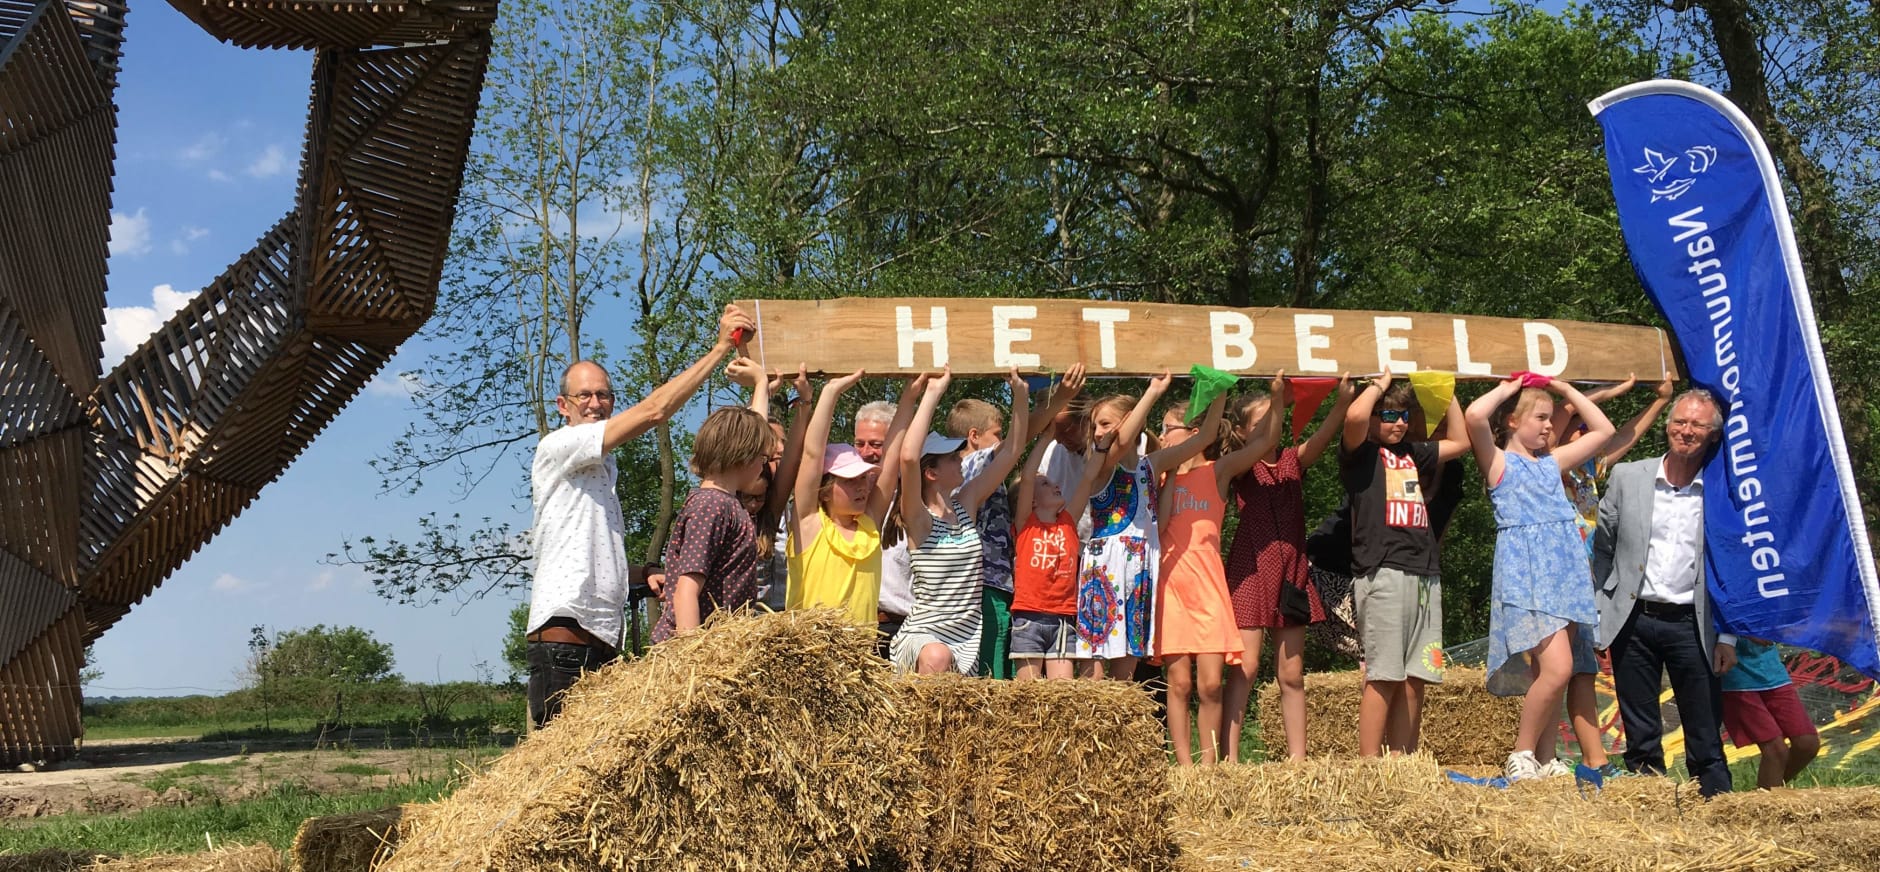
top-left (1161, 423), bottom-right (1196, 434)
top-left (563, 390), bottom-right (616, 404)
top-left (1376, 409), bottom-right (1410, 423)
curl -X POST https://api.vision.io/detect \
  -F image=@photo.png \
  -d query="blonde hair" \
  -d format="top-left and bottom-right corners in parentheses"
top-left (1091, 393), bottom-right (1161, 453)
top-left (1492, 387), bottom-right (1553, 448)
top-left (946, 398), bottom-right (1001, 439)
top-left (691, 407), bottom-right (772, 477)
top-left (1221, 391), bottom-right (1272, 454)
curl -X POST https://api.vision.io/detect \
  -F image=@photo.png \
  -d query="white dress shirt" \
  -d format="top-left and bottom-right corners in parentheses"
top-left (1640, 459), bottom-right (1703, 605)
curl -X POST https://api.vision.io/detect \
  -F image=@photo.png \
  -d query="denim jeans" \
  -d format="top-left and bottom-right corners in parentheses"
top-left (526, 641), bottom-right (616, 729)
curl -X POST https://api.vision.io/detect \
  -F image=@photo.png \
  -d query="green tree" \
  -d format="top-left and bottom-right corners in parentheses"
top-left (502, 603), bottom-right (529, 683)
top-left (258, 625), bottom-right (398, 685)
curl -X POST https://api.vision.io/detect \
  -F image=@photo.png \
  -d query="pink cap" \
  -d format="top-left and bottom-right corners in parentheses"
top-left (822, 443), bottom-right (879, 479)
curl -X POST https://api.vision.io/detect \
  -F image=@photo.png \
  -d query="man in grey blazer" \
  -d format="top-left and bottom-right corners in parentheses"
top-left (1592, 389), bottom-right (1737, 797)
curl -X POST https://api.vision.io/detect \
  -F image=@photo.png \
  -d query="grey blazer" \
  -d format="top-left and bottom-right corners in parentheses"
top-left (1591, 456), bottom-right (1724, 668)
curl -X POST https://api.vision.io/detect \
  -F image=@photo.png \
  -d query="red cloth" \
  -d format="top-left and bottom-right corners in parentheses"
top-left (1723, 685), bottom-right (1816, 748)
top-left (1224, 448), bottom-right (1326, 629)
top-left (1286, 378), bottom-right (1339, 440)
top-left (1011, 511), bottom-right (1078, 615)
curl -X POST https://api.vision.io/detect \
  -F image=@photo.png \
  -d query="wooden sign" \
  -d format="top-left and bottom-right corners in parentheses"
top-left (733, 297), bottom-right (1679, 381)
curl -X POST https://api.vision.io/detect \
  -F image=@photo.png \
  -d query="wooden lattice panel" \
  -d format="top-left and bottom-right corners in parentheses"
top-left (0, 0), bottom-right (492, 765)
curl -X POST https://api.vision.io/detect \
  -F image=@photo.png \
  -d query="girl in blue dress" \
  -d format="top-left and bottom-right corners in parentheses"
top-left (1464, 375), bottom-right (1614, 782)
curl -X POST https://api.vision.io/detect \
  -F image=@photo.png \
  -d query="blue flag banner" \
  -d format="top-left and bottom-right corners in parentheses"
top-left (1590, 80), bottom-right (1880, 677)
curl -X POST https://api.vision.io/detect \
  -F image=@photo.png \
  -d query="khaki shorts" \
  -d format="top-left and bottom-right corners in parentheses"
top-left (1354, 567), bottom-right (1445, 683)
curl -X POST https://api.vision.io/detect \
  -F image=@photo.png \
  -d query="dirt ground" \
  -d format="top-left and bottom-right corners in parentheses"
top-left (0, 732), bottom-right (508, 819)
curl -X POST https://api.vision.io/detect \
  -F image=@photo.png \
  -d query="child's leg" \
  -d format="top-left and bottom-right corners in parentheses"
top-left (916, 642), bottom-right (955, 674)
top-left (1566, 672), bottom-right (1609, 768)
top-left (1516, 629), bottom-right (1574, 756)
top-left (1275, 625), bottom-right (1308, 762)
top-left (1755, 739), bottom-right (1790, 790)
top-left (1014, 658), bottom-right (1042, 681)
top-left (1166, 655), bottom-right (1197, 766)
top-left (1360, 679), bottom-right (1401, 757)
top-left (1221, 627), bottom-right (1265, 763)
top-left (1785, 733), bottom-right (1821, 784)
top-left (1391, 678), bottom-right (1427, 755)
top-left (1044, 657), bottom-right (1076, 680)
top-left (1107, 654), bottom-right (1140, 680)
top-left (1075, 659), bottom-right (1105, 680)
top-left (1194, 653), bottom-right (1227, 765)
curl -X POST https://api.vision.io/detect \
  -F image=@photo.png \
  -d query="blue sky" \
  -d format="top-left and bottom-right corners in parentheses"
top-left (84, 6), bottom-right (523, 695)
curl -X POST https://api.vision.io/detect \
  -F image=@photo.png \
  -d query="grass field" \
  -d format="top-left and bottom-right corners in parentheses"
top-left (0, 778), bottom-right (452, 856)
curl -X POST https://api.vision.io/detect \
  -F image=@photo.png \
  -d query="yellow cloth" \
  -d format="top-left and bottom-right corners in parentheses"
top-left (1407, 371), bottom-right (1456, 437)
top-left (787, 510), bottom-right (882, 626)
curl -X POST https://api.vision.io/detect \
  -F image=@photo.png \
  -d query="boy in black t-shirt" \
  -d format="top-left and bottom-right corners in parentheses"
top-left (1339, 371), bottom-right (1470, 757)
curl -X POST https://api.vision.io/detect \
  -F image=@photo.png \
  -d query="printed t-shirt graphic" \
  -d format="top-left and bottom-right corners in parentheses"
top-left (1380, 447), bottom-right (1429, 530)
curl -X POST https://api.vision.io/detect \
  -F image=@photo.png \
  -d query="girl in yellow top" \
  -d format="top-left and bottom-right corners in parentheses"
top-left (787, 370), bottom-right (923, 625)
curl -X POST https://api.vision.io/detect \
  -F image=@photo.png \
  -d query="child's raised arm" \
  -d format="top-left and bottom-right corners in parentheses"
top-left (959, 369), bottom-right (1030, 517)
top-left (1216, 373), bottom-right (1288, 483)
top-left (898, 368), bottom-right (952, 550)
top-left (1104, 370), bottom-right (1173, 469)
top-left (1554, 373), bottom-right (1636, 447)
top-left (1299, 373), bottom-right (1355, 469)
top-left (792, 368), bottom-right (864, 544)
top-left (1343, 369), bottom-right (1388, 453)
top-left (1600, 376), bottom-right (1673, 468)
top-left (1024, 363), bottom-right (1086, 446)
top-left (1065, 445), bottom-right (1107, 521)
top-left (727, 356), bottom-right (769, 418)
top-left (1464, 377), bottom-right (1519, 483)
top-left (1145, 392), bottom-right (1225, 476)
top-left (1435, 395), bottom-right (1471, 463)
top-left (1013, 434), bottom-right (1051, 528)
top-left (1548, 380), bottom-right (1617, 472)
top-left (765, 365), bottom-right (812, 522)
top-left (869, 373), bottom-right (929, 526)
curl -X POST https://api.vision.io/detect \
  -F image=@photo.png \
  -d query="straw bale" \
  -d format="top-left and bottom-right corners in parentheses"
top-left (381, 610), bottom-right (910, 872)
top-left (0, 851), bottom-right (108, 872)
top-left (1696, 788), bottom-right (1880, 871)
top-left (877, 674), bottom-right (1177, 871)
top-left (1168, 759), bottom-right (1469, 872)
top-left (291, 805), bottom-right (404, 872)
top-left (1258, 667), bottom-right (1518, 766)
top-left (1166, 755), bottom-right (1832, 872)
top-left (88, 847), bottom-right (282, 871)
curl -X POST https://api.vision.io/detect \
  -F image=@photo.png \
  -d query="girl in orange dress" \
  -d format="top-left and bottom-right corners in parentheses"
top-left (1152, 375), bottom-right (1286, 766)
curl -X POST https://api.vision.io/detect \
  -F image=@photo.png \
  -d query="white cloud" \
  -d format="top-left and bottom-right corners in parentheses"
top-left (245, 144), bottom-right (288, 178)
top-left (101, 283), bottom-right (199, 367)
top-left (109, 208), bottom-right (152, 257)
top-left (178, 132), bottom-right (224, 162)
top-left (308, 570), bottom-right (335, 592)
top-left (208, 169), bottom-right (232, 183)
top-left (168, 226), bottom-right (210, 256)
top-left (211, 572), bottom-right (252, 594)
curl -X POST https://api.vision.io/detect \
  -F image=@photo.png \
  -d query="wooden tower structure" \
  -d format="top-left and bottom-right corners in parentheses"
top-left (0, 0), bottom-right (495, 765)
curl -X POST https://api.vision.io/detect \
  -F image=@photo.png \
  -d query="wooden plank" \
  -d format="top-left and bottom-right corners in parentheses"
top-left (733, 297), bottom-right (1681, 382)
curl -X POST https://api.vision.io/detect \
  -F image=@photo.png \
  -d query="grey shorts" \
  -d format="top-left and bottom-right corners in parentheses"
top-left (1354, 567), bottom-right (1445, 683)
top-left (1009, 612), bottom-right (1077, 659)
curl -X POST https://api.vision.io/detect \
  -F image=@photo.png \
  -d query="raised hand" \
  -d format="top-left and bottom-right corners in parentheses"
top-left (927, 365), bottom-right (953, 395)
top-left (1272, 368), bottom-right (1290, 406)
top-left (826, 368), bottom-right (866, 394)
top-left (1060, 362), bottom-right (1088, 397)
top-left (717, 304), bottom-right (755, 349)
top-left (1655, 375), bottom-right (1675, 400)
top-left (725, 356), bottom-right (763, 388)
top-left (1147, 369), bottom-right (1173, 396)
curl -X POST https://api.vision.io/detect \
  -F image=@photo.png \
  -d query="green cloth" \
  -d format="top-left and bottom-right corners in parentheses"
top-left (975, 587), bottom-right (1015, 679)
top-left (1187, 365), bottom-right (1239, 423)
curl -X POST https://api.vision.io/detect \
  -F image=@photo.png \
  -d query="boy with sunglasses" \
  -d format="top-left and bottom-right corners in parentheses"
top-left (1339, 369), bottom-right (1470, 757)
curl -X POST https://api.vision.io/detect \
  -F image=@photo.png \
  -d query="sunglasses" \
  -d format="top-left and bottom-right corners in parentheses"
top-left (1376, 409), bottom-right (1410, 424)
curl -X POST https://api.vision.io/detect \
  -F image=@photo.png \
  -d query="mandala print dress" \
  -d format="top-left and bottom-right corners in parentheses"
top-left (1076, 456), bottom-right (1160, 660)
top-left (1485, 453), bottom-right (1600, 697)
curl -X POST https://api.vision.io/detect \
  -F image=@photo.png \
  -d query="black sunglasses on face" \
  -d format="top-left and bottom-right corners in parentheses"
top-left (1376, 409), bottom-right (1410, 423)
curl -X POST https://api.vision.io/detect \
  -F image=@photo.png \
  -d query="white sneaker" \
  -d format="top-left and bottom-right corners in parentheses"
top-left (1504, 750), bottom-right (1542, 782)
top-left (1538, 757), bottom-right (1573, 778)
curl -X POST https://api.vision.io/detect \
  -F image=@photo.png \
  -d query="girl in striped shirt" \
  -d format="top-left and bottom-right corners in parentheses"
top-left (891, 367), bottom-right (1030, 674)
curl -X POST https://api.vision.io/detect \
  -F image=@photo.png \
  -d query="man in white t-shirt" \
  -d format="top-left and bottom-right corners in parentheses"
top-left (525, 304), bottom-right (753, 728)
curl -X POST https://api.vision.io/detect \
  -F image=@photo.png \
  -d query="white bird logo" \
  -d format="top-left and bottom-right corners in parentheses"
top-left (1634, 144), bottom-right (1719, 203)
